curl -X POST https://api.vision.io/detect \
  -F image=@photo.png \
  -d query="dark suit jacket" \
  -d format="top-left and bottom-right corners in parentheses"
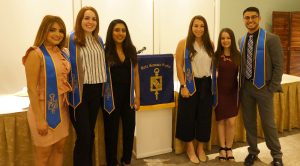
top-left (239, 30), bottom-right (283, 92)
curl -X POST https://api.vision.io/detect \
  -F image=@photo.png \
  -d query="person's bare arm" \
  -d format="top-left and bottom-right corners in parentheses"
top-left (175, 39), bottom-right (189, 98)
top-left (24, 51), bottom-right (48, 136)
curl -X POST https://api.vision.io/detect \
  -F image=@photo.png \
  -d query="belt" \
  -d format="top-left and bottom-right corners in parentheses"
top-left (195, 76), bottom-right (211, 80)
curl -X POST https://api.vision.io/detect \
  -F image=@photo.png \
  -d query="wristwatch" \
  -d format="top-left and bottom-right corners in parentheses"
top-left (180, 84), bottom-right (187, 88)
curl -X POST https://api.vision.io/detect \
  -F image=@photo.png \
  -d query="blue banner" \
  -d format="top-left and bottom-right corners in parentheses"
top-left (138, 54), bottom-right (175, 110)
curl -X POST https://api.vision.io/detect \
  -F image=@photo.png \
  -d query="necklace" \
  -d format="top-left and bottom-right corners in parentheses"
top-left (221, 54), bottom-right (232, 62)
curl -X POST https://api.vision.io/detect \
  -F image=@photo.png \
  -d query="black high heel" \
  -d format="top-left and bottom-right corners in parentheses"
top-left (218, 147), bottom-right (227, 161)
top-left (226, 147), bottom-right (235, 162)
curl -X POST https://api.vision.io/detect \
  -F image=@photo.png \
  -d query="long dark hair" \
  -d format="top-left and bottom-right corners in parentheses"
top-left (105, 19), bottom-right (137, 66)
top-left (214, 28), bottom-right (240, 66)
top-left (186, 15), bottom-right (214, 60)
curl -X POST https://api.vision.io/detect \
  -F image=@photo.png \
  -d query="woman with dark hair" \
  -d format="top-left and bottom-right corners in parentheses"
top-left (213, 28), bottom-right (240, 162)
top-left (23, 15), bottom-right (71, 166)
top-left (175, 15), bottom-right (214, 163)
top-left (102, 19), bottom-right (140, 166)
top-left (67, 6), bottom-right (106, 166)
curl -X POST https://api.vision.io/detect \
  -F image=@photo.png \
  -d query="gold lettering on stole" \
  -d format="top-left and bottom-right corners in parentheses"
top-left (48, 93), bottom-right (58, 114)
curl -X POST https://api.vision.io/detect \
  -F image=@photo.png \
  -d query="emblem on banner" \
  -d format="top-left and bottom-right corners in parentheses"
top-left (150, 68), bottom-right (163, 100)
top-left (186, 68), bottom-right (193, 83)
top-left (48, 93), bottom-right (58, 114)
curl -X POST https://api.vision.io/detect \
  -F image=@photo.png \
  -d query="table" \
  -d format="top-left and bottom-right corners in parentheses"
top-left (0, 98), bottom-right (174, 165)
top-left (0, 95), bottom-right (123, 166)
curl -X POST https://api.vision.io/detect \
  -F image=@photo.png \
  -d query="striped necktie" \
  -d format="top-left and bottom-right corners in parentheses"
top-left (245, 35), bottom-right (253, 79)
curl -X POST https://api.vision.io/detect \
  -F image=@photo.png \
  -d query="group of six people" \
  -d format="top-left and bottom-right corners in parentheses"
top-left (23, 5), bottom-right (283, 166)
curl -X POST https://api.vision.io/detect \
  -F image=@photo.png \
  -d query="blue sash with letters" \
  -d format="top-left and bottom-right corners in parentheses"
top-left (40, 45), bottom-right (69, 129)
top-left (212, 64), bottom-right (218, 107)
top-left (184, 44), bottom-right (196, 95)
top-left (69, 32), bottom-right (105, 108)
top-left (240, 28), bottom-right (266, 89)
top-left (104, 61), bottom-right (135, 114)
top-left (68, 33), bottom-right (81, 108)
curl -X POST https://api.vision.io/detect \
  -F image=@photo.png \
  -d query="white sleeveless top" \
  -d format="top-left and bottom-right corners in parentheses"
top-left (191, 42), bottom-right (212, 78)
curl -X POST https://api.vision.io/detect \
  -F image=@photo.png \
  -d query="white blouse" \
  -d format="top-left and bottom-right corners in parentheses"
top-left (190, 42), bottom-right (212, 78)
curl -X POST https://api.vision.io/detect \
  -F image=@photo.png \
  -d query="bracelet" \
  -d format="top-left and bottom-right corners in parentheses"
top-left (180, 84), bottom-right (187, 88)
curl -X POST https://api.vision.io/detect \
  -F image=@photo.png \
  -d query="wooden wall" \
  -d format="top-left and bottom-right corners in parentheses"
top-left (273, 11), bottom-right (300, 76)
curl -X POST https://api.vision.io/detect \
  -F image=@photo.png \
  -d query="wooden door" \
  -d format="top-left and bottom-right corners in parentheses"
top-left (290, 12), bottom-right (300, 76)
top-left (272, 11), bottom-right (290, 73)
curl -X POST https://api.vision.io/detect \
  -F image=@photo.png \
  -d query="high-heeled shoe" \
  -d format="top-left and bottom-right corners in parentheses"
top-left (218, 147), bottom-right (227, 162)
top-left (186, 152), bottom-right (200, 164)
top-left (226, 147), bottom-right (235, 162)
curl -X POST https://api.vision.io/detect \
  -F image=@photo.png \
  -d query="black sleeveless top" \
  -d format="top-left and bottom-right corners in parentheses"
top-left (110, 56), bottom-right (131, 85)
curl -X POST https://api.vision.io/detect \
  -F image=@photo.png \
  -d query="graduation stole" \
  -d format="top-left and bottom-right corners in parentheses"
top-left (212, 63), bottom-right (218, 107)
top-left (40, 44), bottom-right (69, 129)
top-left (68, 32), bottom-right (105, 108)
top-left (184, 43), bottom-right (196, 95)
top-left (240, 28), bottom-right (266, 89)
top-left (103, 60), bottom-right (135, 114)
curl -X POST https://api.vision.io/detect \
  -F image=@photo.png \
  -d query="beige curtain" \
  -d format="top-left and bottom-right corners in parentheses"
top-left (0, 109), bottom-right (123, 166)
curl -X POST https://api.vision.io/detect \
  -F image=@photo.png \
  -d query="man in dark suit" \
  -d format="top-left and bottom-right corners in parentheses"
top-left (239, 7), bottom-right (284, 166)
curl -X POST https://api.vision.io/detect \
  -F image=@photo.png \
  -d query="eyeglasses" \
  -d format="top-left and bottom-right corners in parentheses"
top-left (244, 15), bottom-right (258, 21)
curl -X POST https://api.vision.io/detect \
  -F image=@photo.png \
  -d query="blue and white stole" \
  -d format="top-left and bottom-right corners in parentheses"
top-left (68, 32), bottom-right (105, 108)
top-left (184, 43), bottom-right (196, 95)
top-left (240, 28), bottom-right (266, 89)
top-left (212, 63), bottom-right (218, 107)
top-left (104, 60), bottom-right (135, 114)
top-left (40, 44), bottom-right (69, 129)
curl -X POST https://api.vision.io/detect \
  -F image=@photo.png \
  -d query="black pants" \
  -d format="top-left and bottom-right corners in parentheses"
top-left (69, 83), bottom-right (102, 166)
top-left (176, 76), bottom-right (212, 142)
top-left (102, 83), bottom-right (136, 166)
